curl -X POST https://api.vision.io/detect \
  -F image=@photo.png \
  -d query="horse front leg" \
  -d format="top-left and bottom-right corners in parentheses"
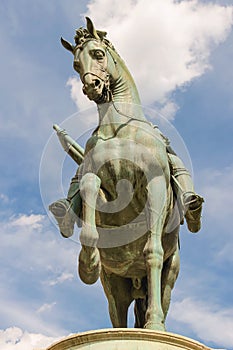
top-left (143, 176), bottom-right (167, 331)
top-left (78, 172), bottom-right (101, 285)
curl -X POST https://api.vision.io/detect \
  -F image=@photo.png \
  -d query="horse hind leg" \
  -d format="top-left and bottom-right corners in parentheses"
top-left (78, 173), bottom-right (101, 285)
top-left (161, 243), bottom-right (180, 321)
top-left (134, 297), bottom-right (147, 328)
top-left (101, 268), bottom-right (133, 327)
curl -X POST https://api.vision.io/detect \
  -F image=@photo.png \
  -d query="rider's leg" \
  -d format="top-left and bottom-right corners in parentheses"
top-left (168, 154), bottom-right (204, 233)
top-left (49, 167), bottom-right (82, 238)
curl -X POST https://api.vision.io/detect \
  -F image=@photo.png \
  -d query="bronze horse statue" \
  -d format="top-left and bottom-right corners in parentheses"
top-left (52, 17), bottom-right (202, 331)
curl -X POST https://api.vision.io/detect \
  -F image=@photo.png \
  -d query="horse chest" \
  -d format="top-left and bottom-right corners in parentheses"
top-left (84, 136), bottom-right (146, 185)
top-left (84, 133), bottom-right (164, 179)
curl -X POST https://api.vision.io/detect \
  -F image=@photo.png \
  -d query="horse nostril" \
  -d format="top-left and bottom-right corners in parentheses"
top-left (95, 79), bottom-right (101, 87)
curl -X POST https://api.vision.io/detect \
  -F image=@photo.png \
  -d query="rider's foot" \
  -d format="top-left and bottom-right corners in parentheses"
top-left (183, 192), bottom-right (204, 233)
top-left (49, 199), bottom-right (75, 238)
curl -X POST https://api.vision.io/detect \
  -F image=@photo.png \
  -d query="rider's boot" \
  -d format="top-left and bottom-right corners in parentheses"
top-left (49, 198), bottom-right (76, 238)
top-left (49, 179), bottom-right (82, 238)
top-left (167, 153), bottom-right (204, 233)
top-left (183, 192), bottom-right (204, 233)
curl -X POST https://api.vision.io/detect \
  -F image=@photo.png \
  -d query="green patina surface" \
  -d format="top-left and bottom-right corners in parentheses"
top-left (50, 17), bottom-right (203, 332)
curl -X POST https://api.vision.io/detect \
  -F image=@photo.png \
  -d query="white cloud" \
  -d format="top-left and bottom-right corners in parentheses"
top-left (66, 76), bottom-right (99, 129)
top-left (0, 193), bottom-right (10, 203)
top-left (197, 165), bottom-right (233, 263)
top-left (158, 101), bottom-right (179, 121)
top-left (0, 213), bottom-right (80, 334)
top-left (0, 327), bottom-right (60, 350)
top-left (48, 272), bottom-right (74, 286)
top-left (0, 211), bottom-right (110, 337)
top-left (37, 302), bottom-right (57, 314)
top-left (170, 298), bottom-right (233, 349)
top-left (200, 166), bottom-right (233, 220)
top-left (62, 0), bottom-right (233, 111)
top-left (9, 214), bottom-right (44, 229)
top-left (0, 212), bottom-right (79, 271)
top-left (67, 76), bottom-right (93, 111)
top-left (0, 291), bottom-right (65, 339)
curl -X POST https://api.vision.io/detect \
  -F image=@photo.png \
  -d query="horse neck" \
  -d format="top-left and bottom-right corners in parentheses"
top-left (111, 56), bottom-right (140, 104)
top-left (98, 48), bottom-right (146, 125)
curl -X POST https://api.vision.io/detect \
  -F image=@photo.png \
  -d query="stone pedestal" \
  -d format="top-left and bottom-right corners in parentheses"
top-left (45, 328), bottom-right (212, 350)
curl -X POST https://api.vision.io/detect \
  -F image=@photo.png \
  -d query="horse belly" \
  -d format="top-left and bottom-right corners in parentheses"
top-left (99, 234), bottom-right (148, 278)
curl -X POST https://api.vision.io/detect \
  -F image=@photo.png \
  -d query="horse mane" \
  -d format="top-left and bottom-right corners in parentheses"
top-left (74, 26), bottom-right (117, 54)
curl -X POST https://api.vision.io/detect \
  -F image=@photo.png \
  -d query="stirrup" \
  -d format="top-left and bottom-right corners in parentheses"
top-left (49, 199), bottom-right (75, 238)
top-left (183, 192), bottom-right (204, 233)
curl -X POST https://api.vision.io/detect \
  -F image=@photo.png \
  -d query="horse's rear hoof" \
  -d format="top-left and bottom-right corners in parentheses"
top-left (144, 321), bottom-right (166, 332)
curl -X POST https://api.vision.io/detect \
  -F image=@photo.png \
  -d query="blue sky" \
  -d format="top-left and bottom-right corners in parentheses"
top-left (0, 1), bottom-right (233, 349)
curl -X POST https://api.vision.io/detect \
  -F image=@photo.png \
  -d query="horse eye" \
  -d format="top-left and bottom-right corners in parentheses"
top-left (93, 50), bottom-right (105, 59)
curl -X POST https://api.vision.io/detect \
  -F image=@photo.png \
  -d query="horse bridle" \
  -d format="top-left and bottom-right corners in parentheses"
top-left (76, 40), bottom-right (152, 126)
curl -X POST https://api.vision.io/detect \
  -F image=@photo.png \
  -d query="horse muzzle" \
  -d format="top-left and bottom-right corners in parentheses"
top-left (82, 73), bottom-right (110, 103)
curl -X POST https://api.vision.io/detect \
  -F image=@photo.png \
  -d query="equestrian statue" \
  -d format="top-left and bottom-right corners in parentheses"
top-left (49, 17), bottom-right (204, 331)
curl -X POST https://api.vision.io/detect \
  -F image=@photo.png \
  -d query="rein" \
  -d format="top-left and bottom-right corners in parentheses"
top-left (112, 102), bottom-right (153, 127)
top-left (82, 71), bottom-right (109, 84)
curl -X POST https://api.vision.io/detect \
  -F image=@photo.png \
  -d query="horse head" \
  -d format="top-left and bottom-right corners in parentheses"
top-left (61, 17), bottom-right (118, 104)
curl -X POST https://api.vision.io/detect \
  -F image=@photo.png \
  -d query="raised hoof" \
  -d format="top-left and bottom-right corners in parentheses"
top-left (78, 247), bottom-right (101, 285)
top-left (144, 321), bottom-right (166, 332)
top-left (79, 262), bottom-right (100, 284)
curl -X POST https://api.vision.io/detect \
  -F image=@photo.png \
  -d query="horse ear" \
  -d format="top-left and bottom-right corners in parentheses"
top-left (97, 30), bottom-right (107, 40)
top-left (61, 37), bottom-right (74, 53)
top-left (86, 17), bottom-right (99, 39)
